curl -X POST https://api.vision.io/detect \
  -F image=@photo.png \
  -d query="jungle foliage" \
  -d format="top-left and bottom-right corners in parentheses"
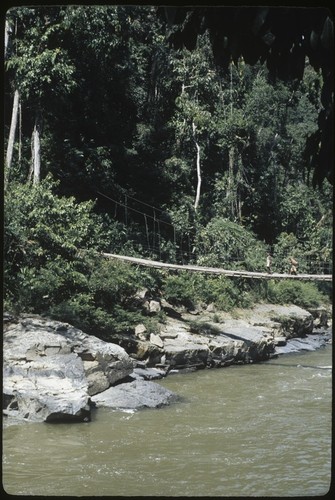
top-left (4, 6), bottom-right (332, 338)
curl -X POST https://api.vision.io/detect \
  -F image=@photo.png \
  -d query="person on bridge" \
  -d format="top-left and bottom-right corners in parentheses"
top-left (289, 257), bottom-right (298, 275)
top-left (266, 253), bottom-right (272, 273)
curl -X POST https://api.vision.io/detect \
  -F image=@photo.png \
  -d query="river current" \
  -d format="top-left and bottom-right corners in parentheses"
top-left (2, 343), bottom-right (332, 497)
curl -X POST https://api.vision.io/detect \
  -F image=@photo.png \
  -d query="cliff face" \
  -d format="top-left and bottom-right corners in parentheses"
top-left (3, 304), bottom-right (331, 423)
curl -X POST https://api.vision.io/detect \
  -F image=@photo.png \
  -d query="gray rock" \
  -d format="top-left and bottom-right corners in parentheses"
top-left (275, 333), bottom-right (331, 355)
top-left (135, 288), bottom-right (149, 299)
top-left (158, 317), bottom-right (276, 368)
top-left (91, 379), bottom-right (179, 410)
top-left (274, 337), bottom-right (287, 346)
top-left (149, 300), bottom-right (161, 313)
top-left (150, 333), bottom-right (164, 348)
top-left (3, 316), bottom-right (134, 422)
top-left (206, 303), bottom-right (216, 312)
top-left (131, 367), bottom-right (166, 380)
top-left (135, 323), bottom-right (147, 336)
top-left (251, 304), bottom-right (313, 337)
top-left (308, 307), bottom-right (329, 328)
top-left (135, 303), bottom-right (319, 370)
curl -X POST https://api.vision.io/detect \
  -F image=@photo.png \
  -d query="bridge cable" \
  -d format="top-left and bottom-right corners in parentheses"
top-left (97, 191), bottom-right (175, 230)
top-left (144, 214), bottom-right (150, 251)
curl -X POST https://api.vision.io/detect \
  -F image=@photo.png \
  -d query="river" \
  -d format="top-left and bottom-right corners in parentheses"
top-left (2, 343), bottom-right (332, 497)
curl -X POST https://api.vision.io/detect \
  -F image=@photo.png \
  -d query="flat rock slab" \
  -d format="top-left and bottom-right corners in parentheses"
top-left (91, 379), bottom-right (180, 410)
top-left (131, 367), bottom-right (167, 380)
top-left (275, 333), bottom-right (331, 355)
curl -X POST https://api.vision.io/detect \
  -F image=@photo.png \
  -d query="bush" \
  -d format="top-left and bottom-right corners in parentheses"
top-left (266, 280), bottom-right (328, 308)
top-left (162, 272), bottom-right (254, 311)
top-left (49, 293), bottom-right (113, 335)
top-left (162, 272), bottom-right (198, 308)
top-left (4, 177), bottom-right (103, 312)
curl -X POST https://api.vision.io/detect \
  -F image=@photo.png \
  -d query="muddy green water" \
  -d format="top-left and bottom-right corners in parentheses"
top-left (2, 345), bottom-right (332, 497)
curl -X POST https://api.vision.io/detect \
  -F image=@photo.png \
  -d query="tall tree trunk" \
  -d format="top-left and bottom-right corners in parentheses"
top-left (228, 145), bottom-right (235, 217)
top-left (228, 145), bottom-right (244, 221)
top-left (31, 115), bottom-right (42, 184)
top-left (5, 89), bottom-right (20, 188)
top-left (192, 122), bottom-right (201, 211)
top-left (5, 19), bottom-right (11, 57)
top-left (18, 99), bottom-right (22, 166)
top-left (230, 63), bottom-right (233, 118)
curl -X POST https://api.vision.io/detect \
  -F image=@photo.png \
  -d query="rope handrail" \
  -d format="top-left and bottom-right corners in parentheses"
top-left (101, 252), bottom-right (333, 282)
top-left (97, 191), bottom-right (174, 229)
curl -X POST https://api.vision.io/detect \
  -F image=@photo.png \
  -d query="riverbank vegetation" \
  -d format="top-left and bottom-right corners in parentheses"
top-left (4, 6), bottom-right (332, 339)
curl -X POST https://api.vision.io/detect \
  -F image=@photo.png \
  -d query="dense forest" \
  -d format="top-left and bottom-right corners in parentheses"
top-left (4, 5), bottom-right (333, 339)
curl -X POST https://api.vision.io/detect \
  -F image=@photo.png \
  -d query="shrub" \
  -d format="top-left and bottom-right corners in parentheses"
top-left (4, 176), bottom-right (103, 312)
top-left (266, 280), bottom-right (328, 308)
top-left (162, 272), bottom-right (198, 308)
top-left (162, 272), bottom-right (254, 311)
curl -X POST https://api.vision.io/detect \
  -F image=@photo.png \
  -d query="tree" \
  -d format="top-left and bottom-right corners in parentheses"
top-left (194, 216), bottom-right (266, 270)
top-left (5, 89), bottom-right (20, 187)
top-left (158, 6), bottom-right (334, 187)
top-left (167, 38), bottom-right (218, 211)
top-left (5, 7), bottom-right (76, 184)
top-left (4, 176), bottom-right (94, 309)
top-left (5, 16), bottom-right (20, 187)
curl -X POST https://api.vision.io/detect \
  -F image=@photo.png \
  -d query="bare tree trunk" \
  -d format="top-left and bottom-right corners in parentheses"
top-left (228, 145), bottom-right (235, 217)
top-left (192, 122), bottom-right (201, 211)
top-left (18, 99), bottom-right (22, 166)
top-left (5, 89), bottom-right (20, 188)
top-left (31, 116), bottom-right (41, 184)
top-left (5, 19), bottom-right (11, 57)
top-left (228, 146), bottom-right (245, 222)
top-left (230, 63), bottom-right (233, 118)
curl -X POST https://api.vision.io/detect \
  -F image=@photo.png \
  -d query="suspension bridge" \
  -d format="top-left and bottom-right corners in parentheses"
top-left (101, 252), bottom-right (332, 282)
top-left (96, 190), bottom-right (332, 282)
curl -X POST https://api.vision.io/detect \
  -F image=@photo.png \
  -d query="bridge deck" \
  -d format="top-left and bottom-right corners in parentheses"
top-left (102, 253), bottom-right (332, 282)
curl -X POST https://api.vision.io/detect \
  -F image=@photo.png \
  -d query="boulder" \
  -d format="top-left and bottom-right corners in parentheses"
top-left (308, 307), bottom-right (330, 328)
top-left (134, 323), bottom-right (148, 340)
top-left (3, 315), bottom-right (134, 422)
top-left (250, 304), bottom-right (313, 338)
top-left (148, 300), bottom-right (161, 313)
top-left (131, 367), bottom-right (167, 380)
top-left (275, 332), bottom-right (331, 355)
top-left (150, 333), bottom-right (164, 348)
top-left (158, 317), bottom-right (276, 369)
top-left (91, 379), bottom-right (180, 410)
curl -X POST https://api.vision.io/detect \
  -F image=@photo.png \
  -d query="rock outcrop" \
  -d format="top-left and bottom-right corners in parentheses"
top-left (91, 379), bottom-right (180, 410)
top-left (112, 303), bottom-right (321, 371)
top-left (3, 315), bottom-right (134, 422)
top-left (3, 303), bottom-right (331, 423)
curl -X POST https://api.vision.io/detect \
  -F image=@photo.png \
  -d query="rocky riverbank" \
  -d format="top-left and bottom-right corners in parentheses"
top-left (3, 303), bottom-right (331, 423)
